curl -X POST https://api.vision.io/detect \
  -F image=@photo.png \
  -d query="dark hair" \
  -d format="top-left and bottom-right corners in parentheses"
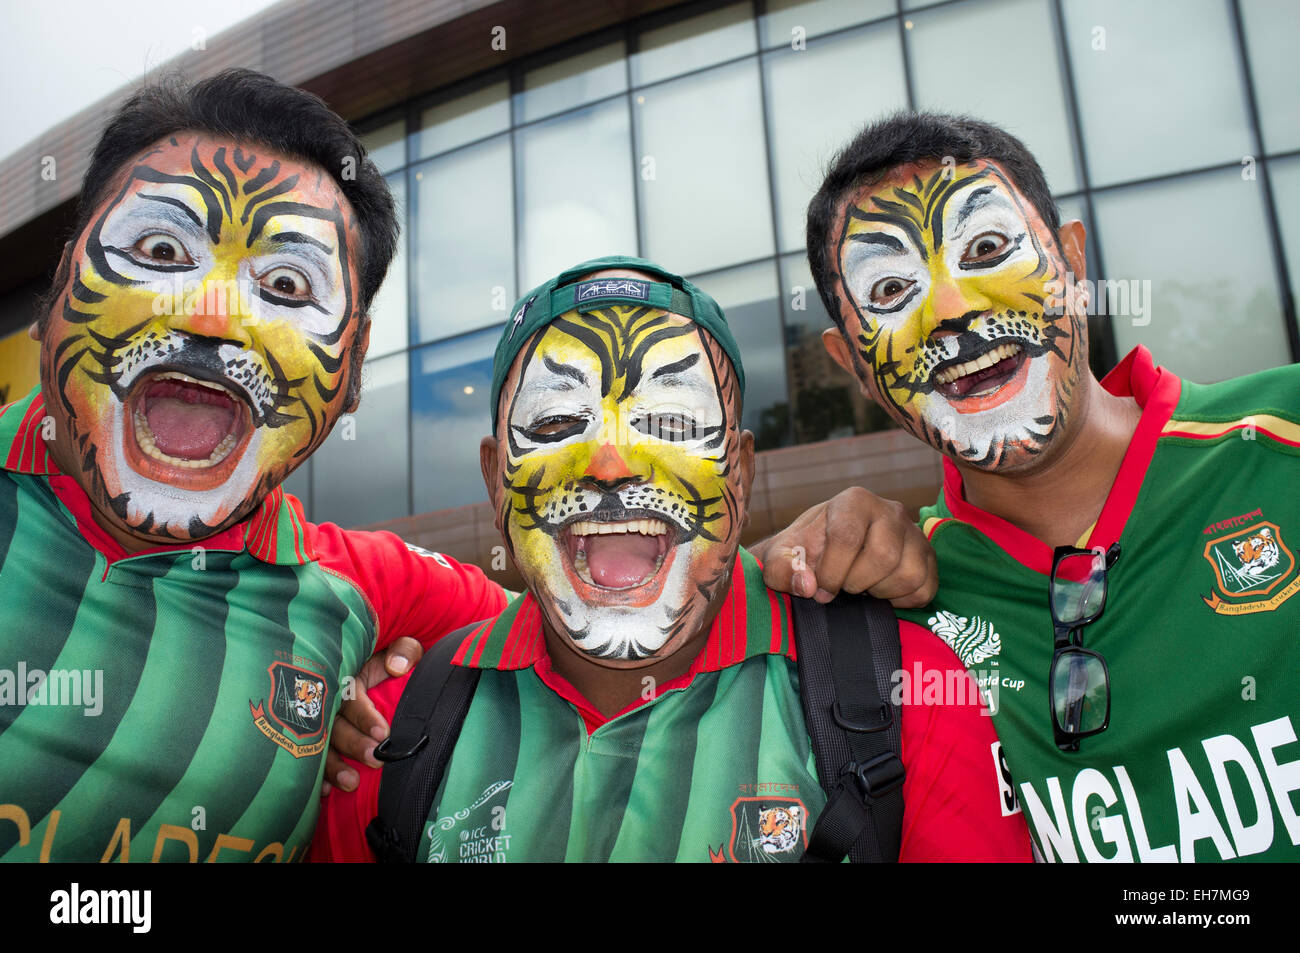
top-left (806, 111), bottom-right (1061, 330)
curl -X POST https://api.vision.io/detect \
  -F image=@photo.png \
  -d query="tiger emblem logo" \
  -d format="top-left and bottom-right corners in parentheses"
top-left (757, 806), bottom-right (803, 854)
top-left (1232, 528), bottom-right (1280, 575)
top-left (294, 677), bottom-right (324, 721)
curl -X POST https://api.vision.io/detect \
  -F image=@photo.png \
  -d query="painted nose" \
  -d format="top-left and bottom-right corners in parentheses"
top-left (171, 277), bottom-right (252, 346)
top-left (584, 442), bottom-right (637, 491)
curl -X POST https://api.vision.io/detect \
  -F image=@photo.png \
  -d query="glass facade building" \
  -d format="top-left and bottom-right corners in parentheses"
top-left (261, 0), bottom-right (1298, 528)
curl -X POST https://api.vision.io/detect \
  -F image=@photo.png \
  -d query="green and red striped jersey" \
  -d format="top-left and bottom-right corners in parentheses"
top-left (313, 549), bottom-right (1033, 862)
top-left (0, 388), bottom-right (505, 862)
top-left (899, 347), bottom-right (1300, 862)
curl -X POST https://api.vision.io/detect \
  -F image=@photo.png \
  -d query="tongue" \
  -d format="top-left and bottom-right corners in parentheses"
top-left (145, 396), bottom-right (235, 459)
top-left (951, 354), bottom-right (1018, 397)
top-left (583, 533), bottom-right (661, 589)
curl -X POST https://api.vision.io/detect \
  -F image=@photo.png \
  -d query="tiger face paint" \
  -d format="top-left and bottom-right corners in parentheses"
top-left (830, 159), bottom-right (1086, 471)
top-left (38, 134), bottom-right (364, 543)
top-left (495, 305), bottom-right (747, 664)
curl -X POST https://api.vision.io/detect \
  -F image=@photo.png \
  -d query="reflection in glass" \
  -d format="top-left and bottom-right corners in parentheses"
top-left (1240, 0), bottom-right (1300, 153)
top-left (779, 254), bottom-right (894, 442)
top-left (519, 42), bottom-right (627, 123)
top-left (1061, 0), bottom-right (1252, 187)
top-left (367, 173), bottom-right (408, 358)
top-left (907, 0), bottom-right (1079, 194)
top-left (411, 328), bottom-right (500, 513)
top-left (360, 119), bottom-right (405, 175)
top-left (517, 101), bottom-right (637, 289)
top-left (764, 22), bottom-right (908, 253)
top-left (1268, 157), bottom-right (1300, 344)
top-left (414, 136), bottom-right (514, 344)
top-left (760, 0), bottom-right (894, 47)
top-left (635, 59), bottom-right (774, 275)
top-left (632, 3), bottom-right (757, 87)
top-left (418, 80), bottom-right (510, 159)
top-left (1093, 168), bottom-right (1289, 382)
top-left (690, 262), bottom-right (789, 449)
top-left (312, 354), bottom-right (409, 526)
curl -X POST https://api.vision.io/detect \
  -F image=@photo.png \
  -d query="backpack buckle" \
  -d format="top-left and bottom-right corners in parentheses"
top-left (832, 700), bottom-right (892, 733)
top-left (844, 753), bottom-right (905, 801)
top-left (374, 733), bottom-right (428, 762)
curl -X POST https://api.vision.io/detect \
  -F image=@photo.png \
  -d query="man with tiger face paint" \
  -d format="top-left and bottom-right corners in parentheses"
top-left (491, 271), bottom-right (746, 665)
top-left (802, 114), bottom-right (1300, 863)
top-left (39, 131), bottom-right (365, 544)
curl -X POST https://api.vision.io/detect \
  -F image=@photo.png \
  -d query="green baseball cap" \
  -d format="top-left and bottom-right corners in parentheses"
top-left (489, 255), bottom-right (745, 424)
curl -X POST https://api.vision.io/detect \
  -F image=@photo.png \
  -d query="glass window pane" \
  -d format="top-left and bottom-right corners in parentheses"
top-left (517, 100), bottom-right (637, 289)
top-left (417, 80), bottom-right (510, 159)
top-left (1240, 0), bottom-right (1300, 154)
top-left (690, 261), bottom-right (789, 450)
top-left (1093, 168), bottom-right (1289, 382)
top-left (312, 354), bottom-right (409, 526)
top-left (361, 119), bottom-right (405, 174)
top-left (367, 173), bottom-right (408, 358)
top-left (760, 0), bottom-right (895, 47)
top-left (1062, 0), bottom-right (1253, 187)
top-left (414, 135), bottom-right (514, 343)
top-left (632, 3), bottom-right (757, 87)
top-left (779, 253), bottom-right (895, 442)
top-left (411, 328), bottom-right (498, 513)
top-left (1267, 156), bottom-right (1300, 343)
top-left (907, 0), bottom-right (1080, 193)
top-left (765, 21), bottom-right (909, 253)
top-left (635, 59), bottom-right (775, 274)
top-left (519, 41), bottom-right (627, 123)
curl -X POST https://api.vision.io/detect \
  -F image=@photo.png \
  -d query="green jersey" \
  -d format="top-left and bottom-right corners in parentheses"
top-left (899, 347), bottom-right (1300, 862)
top-left (0, 389), bottom-right (504, 861)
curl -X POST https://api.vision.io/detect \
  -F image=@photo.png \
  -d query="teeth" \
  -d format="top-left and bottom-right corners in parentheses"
top-left (132, 408), bottom-right (239, 469)
top-left (151, 372), bottom-right (235, 398)
top-left (569, 519), bottom-right (670, 537)
top-left (934, 343), bottom-right (1022, 385)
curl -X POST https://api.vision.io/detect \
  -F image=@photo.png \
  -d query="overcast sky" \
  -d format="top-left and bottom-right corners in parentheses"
top-left (0, 0), bottom-right (284, 163)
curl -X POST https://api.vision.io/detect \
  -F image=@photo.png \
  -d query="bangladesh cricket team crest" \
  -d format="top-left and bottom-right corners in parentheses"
top-left (710, 797), bottom-right (808, 863)
top-left (1202, 521), bottom-right (1299, 616)
top-left (249, 661), bottom-right (330, 758)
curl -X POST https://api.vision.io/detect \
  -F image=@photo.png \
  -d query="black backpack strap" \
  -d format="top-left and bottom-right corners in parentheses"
top-left (793, 592), bottom-right (905, 863)
top-left (364, 623), bottom-right (482, 863)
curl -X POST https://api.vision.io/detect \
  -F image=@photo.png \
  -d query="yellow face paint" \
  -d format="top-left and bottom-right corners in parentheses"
top-left (497, 305), bottom-right (745, 663)
top-left (832, 159), bottom-right (1086, 470)
top-left (39, 134), bottom-right (364, 541)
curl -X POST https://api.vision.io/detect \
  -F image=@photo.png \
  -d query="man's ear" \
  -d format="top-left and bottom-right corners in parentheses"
top-left (480, 435), bottom-right (503, 531)
top-left (1058, 220), bottom-right (1087, 284)
top-left (821, 326), bottom-right (875, 401)
top-left (736, 429), bottom-right (756, 514)
top-left (344, 320), bottom-right (373, 413)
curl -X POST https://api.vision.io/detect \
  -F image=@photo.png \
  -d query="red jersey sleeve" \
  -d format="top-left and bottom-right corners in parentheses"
top-left (307, 521), bottom-right (508, 652)
top-left (897, 620), bottom-right (1033, 862)
top-left (309, 670), bottom-right (410, 862)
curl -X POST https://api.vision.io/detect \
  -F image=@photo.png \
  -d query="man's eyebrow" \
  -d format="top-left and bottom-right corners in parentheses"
top-left (953, 184), bottom-right (1001, 230)
top-left (847, 232), bottom-right (906, 256)
top-left (138, 193), bottom-right (204, 231)
top-left (543, 355), bottom-right (587, 385)
top-left (650, 352), bottom-right (700, 381)
top-left (267, 231), bottom-right (334, 255)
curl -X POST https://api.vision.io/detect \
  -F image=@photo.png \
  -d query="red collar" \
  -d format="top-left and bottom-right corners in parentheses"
top-left (940, 346), bottom-right (1182, 575)
top-left (1, 389), bottom-right (314, 567)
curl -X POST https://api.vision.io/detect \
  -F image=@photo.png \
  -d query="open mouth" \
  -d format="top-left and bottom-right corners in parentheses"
top-left (124, 371), bottom-right (253, 484)
top-left (559, 514), bottom-right (679, 604)
top-left (930, 340), bottom-right (1029, 412)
